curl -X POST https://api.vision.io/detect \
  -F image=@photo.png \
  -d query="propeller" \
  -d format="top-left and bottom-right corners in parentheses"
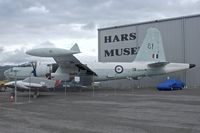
top-left (30, 61), bottom-right (37, 77)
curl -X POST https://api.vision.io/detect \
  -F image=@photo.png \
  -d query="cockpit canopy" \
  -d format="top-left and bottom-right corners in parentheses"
top-left (17, 63), bottom-right (32, 67)
top-left (17, 61), bottom-right (37, 67)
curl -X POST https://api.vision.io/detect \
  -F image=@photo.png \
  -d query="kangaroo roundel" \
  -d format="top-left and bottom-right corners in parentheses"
top-left (115, 65), bottom-right (123, 74)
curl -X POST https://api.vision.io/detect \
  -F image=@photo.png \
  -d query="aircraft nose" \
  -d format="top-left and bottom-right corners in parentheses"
top-left (189, 64), bottom-right (196, 69)
top-left (26, 50), bottom-right (32, 55)
top-left (4, 69), bottom-right (10, 78)
top-left (4, 68), bottom-right (17, 79)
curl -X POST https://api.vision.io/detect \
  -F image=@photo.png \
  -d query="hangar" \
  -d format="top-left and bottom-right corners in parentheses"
top-left (98, 14), bottom-right (200, 88)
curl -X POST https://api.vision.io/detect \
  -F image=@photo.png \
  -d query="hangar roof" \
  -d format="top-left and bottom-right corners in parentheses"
top-left (98, 14), bottom-right (200, 31)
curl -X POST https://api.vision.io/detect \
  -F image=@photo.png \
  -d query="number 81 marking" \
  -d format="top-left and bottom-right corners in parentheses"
top-left (148, 43), bottom-right (154, 49)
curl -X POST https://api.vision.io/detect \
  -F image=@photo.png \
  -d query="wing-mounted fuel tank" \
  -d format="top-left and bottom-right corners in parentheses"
top-left (26, 44), bottom-right (80, 57)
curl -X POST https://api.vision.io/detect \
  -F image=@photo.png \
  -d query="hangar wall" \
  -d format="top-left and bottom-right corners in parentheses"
top-left (98, 14), bottom-right (200, 88)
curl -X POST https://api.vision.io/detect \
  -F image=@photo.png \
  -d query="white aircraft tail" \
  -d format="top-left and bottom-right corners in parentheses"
top-left (135, 28), bottom-right (166, 62)
top-left (70, 43), bottom-right (80, 53)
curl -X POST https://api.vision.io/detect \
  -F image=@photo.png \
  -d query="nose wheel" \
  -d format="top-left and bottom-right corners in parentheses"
top-left (33, 91), bottom-right (40, 98)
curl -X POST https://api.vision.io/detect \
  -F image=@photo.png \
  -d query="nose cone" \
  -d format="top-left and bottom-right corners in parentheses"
top-left (25, 50), bottom-right (32, 55)
top-left (4, 67), bottom-right (20, 79)
top-left (189, 64), bottom-right (196, 69)
top-left (4, 69), bottom-right (10, 78)
top-left (4, 68), bottom-right (15, 79)
top-left (26, 49), bottom-right (40, 56)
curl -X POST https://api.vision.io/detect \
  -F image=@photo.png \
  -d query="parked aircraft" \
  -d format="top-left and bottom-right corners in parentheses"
top-left (3, 62), bottom-right (59, 97)
top-left (4, 61), bottom-right (58, 80)
top-left (26, 28), bottom-right (195, 87)
top-left (4, 76), bottom-right (58, 97)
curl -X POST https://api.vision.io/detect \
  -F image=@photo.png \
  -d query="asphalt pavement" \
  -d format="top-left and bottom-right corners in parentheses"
top-left (0, 87), bottom-right (200, 133)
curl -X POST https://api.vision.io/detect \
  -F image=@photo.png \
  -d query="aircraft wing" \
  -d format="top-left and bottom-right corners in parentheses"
top-left (26, 44), bottom-right (97, 76)
top-left (4, 80), bottom-right (40, 90)
top-left (148, 62), bottom-right (169, 68)
top-left (53, 55), bottom-right (97, 76)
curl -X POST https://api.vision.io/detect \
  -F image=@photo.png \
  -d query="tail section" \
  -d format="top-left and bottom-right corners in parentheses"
top-left (135, 28), bottom-right (166, 62)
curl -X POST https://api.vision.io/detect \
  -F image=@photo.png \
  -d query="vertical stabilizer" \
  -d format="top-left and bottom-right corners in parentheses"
top-left (135, 28), bottom-right (166, 62)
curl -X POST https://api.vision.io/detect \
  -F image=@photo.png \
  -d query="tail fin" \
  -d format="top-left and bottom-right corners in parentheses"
top-left (70, 43), bottom-right (80, 53)
top-left (135, 28), bottom-right (166, 62)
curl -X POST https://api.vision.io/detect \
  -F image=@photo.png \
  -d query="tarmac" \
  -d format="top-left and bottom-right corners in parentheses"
top-left (0, 87), bottom-right (200, 133)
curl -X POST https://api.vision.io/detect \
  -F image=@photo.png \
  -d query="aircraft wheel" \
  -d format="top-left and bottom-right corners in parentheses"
top-left (33, 91), bottom-right (39, 98)
top-left (33, 94), bottom-right (37, 98)
top-left (36, 91), bottom-right (40, 96)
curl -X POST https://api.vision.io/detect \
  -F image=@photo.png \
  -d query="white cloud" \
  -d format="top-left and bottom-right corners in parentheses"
top-left (0, 46), bottom-right (4, 53)
top-left (33, 41), bottom-right (56, 48)
top-left (0, 45), bottom-right (55, 65)
top-left (180, 0), bottom-right (199, 5)
top-left (81, 22), bottom-right (96, 30)
top-left (24, 5), bottom-right (49, 14)
top-left (0, 0), bottom-right (199, 65)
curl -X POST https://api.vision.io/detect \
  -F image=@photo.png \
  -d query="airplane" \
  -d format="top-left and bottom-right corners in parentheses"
top-left (4, 61), bottom-right (59, 80)
top-left (3, 61), bottom-right (59, 97)
top-left (3, 66), bottom-right (79, 98)
top-left (4, 76), bottom-right (58, 98)
top-left (25, 27), bottom-right (195, 87)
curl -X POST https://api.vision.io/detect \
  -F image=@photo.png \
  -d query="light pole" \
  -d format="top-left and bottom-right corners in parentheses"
top-left (13, 69), bottom-right (18, 104)
top-left (29, 73), bottom-right (31, 103)
top-left (92, 74), bottom-right (94, 97)
top-left (65, 80), bottom-right (67, 96)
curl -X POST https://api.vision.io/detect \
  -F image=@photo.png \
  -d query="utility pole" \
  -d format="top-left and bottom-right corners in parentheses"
top-left (65, 80), bottom-right (67, 96)
top-left (14, 70), bottom-right (18, 104)
top-left (29, 73), bottom-right (31, 103)
top-left (92, 74), bottom-right (94, 97)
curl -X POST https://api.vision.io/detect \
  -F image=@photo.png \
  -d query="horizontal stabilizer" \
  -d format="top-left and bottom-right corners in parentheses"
top-left (148, 62), bottom-right (169, 68)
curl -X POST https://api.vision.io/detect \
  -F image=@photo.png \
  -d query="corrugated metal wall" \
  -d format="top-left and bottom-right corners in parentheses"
top-left (99, 15), bottom-right (200, 88)
top-left (184, 17), bottom-right (200, 87)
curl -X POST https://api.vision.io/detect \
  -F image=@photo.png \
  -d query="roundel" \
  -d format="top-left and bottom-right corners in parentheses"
top-left (115, 65), bottom-right (123, 74)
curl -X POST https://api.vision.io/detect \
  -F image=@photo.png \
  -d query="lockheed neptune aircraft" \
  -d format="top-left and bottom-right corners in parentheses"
top-left (24, 27), bottom-right (195, 87)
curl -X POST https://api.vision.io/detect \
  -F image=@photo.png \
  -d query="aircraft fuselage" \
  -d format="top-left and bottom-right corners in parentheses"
top-left (88, 62), bottom-right (191, 81)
